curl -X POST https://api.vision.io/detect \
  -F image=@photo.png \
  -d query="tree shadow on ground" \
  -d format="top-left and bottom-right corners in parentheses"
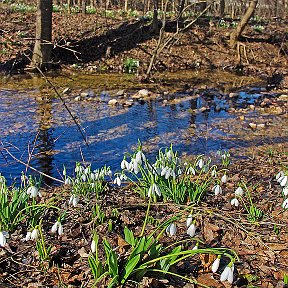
top-left (53, 20), bottom-right (155, 65)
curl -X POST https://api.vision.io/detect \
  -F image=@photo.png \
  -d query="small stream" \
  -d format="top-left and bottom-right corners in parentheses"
top-left (0, 71), bottom-right (286, 185)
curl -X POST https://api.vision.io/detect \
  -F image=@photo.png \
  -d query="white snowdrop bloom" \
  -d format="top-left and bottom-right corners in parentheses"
top-left (212, 184), bottom-right (222, 196)
top-left (90, 173), bottom-right (95, 180)
top-left (177, 168), bottom-right (182, 176)
top-left (187, 223), bottom-right (196, 237)
top-left (186, 214), bottom-right (193, 227)
top-left (63, 167), bottom-right (67, 176)
top-left (27, 186), bottom-right (41, 198)
top-left (25, 231), bottom-right (32, 241)
top-left (135, 151), bottom-right (145, 165)
top-left (0, 232), bottom-right (6, 247)
top-left (161, 166), bottom-right (168, 177)
top-left (120, 174), bottom-right (127, 180)
top-left (91, 239), bottom-right (96, 253)
top-left (114, 176), bottom-right (121, 186)
top-left (231, 198), bottom-right (239, 207)
top-left (276, 171), bottom-right (284, 180)
top-left (166, 223), bottom-right (177, 236)
top-left (196, 158), bottom-right (204, 169)
top-left (192, 243), bottom-right (198, 250)
top-left (64, 178), bottom-right (72, 185)
top-left (58, 223), bottom-right (64, 236)
top-left (211, 257), bottom-right (220, 273)
top-left (121, 159), bottom-right (129, 170)
top-left (81, 174), bottom-right (87, 182)
top-left (148, 183), bottom-right (161, 197)
top-left (220, 265), bottom-right (231, 282)
top-left (280, 176), bottom-right (288, 187)
top-left (31, 229), bottom-right (39, 241)
top-left (165, 168), bottom-right (173, 179)
top-left (211, 169), bottom-right (217, 177)
top-left (283, 186), bottom-right (288, 197)
top-left (282, 198), bottom-right (288, 209)
top-left (51, 221), bottom-right (59, 233)
top-left (187, 167), bottom-right (196, 175)
top-left (221, 174), bottom-right (228, 184)
top-left (106, 169), bottom-right (112, 177)
top-left (69, 195), bottom-right (79, 207)
top-left (75, 165), bottom-right (84, 173)
top-left (170, 169), bottom-right (176, 179)
top-left (166, 150), bottom-right (172, 161)
top-left (227, 265), bottom-right (234, 284)
top-left (235, 187), bottom-right (244, 196)
top-left (84, 167), bottom-right (90, 174)
top-left (72, 195), bottom-right (79, 207)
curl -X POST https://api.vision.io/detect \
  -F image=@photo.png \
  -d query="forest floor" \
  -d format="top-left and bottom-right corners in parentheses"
top-left (0, 6), bottom-right (288, 288)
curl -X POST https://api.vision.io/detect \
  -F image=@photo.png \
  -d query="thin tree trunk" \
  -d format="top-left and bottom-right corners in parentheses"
top-left (229, 0), bottom-right (258, 48)
top-left (151, 0), bottom-right (159, 34)
top-left (31, 0), bottom-right (53, 70)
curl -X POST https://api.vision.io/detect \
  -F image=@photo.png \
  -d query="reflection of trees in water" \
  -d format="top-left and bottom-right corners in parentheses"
top-left (34, 93), bottom-right (55, 185)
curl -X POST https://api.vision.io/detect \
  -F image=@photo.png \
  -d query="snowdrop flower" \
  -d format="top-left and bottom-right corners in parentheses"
top-left (279, 176), bottom-right (288, 187)
top-left (0, 231), bottom-right (6, 247)
top-left (211, 256), bottom-right (221, 273)
top-left (120, 174), bottom-right (127, 181)
top-left (135, 151), bottom-right (146, 165)
top-left (166, 150), bottom-right (173, 161)
top-left (64, 178), bottom-right (72, 185)
top-left (81, 174), bottom-right (87, 182)
top-left (69, 195), bottom-right (79, 207)
top-left (121, 159), bottom-right (129, 170)
top-left (84, 167), bottom-right (90, 174)
top-left (211, 169), bottom-right (217, 177)
top-left (186, 214), bottom-right (193, 227)
top-left (187, 223), bottom-right (196, 237)
top-left (25, 231), bottom-right (32, 241)
top-left (192, 243), bottom-right (198, 250)
top-left (187, 167), bottom-right (196, 175)
top-left (58, 223), bottom-right (64, 235)
top-left (114, 176), bottom-right (121, 186)
top-left (63, 167), bottom-right (67, 176)
top-left (231, 198), bottom-right (239, 207)
top-left (282, 198), bottom-right (288, 209)
top-left (51, 221), bottom-right (60, 233)
top-left (283, 186), bottom-right (288, 197)
top-left (166, 223), bottom-right (177, 236)
top-left (91, 239), bottom-right (96, 253)
top-left (220, 264), bottom-right (234, 283)
top-left (161, 166), bottom-right (168, 177)
top-left (212, 184), bottom-right (222, 195)
top-left (235, 187), bottom-right (244, 196)
top-left (221, 174), bottom-right (227, 184)
top-left (148, 183), bottom-right (161, 197)
top-left (27, 186), bottom-right (41, 198)
top-left (31, 228), bottom-right (39, 241)
top-left (276, 171), bottom-right (284, 181)
top-left (196, 158), bottom-right (204, 169)
top-left (75, 165), bottom-right (83, 173)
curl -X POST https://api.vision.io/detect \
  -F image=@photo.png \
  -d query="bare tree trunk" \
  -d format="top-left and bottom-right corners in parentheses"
top-left (151, 0), bottom-right (160, 34)
top-left (67, 0), bottom-right (71, 13)
top-left (81, 0), bottom-right (86, 13)
top-left (31, 0), bottom-right (53, 70)
top-left (229, 0), bottom-right (258, 48)
top-left (219, 0), bottom-right (225, 17)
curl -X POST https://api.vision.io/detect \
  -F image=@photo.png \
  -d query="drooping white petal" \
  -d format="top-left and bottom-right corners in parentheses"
top-left (166, 223), bottom-right (177, 236)
top-left (31, 229), bottom-right (39, 241)
top-left (211, 257), bottom-right (220, 273)
top-left (196, 158), bottom-right (204, 169)
top-left (121, 159), bottom-right (129, 170)
top-left (213, 185), bottom-right (222, 195)
top-left (58, 223), bottom-right (64, 235)
top-left (186, 214), bottom-right (193, 227)
top-left (65, 178), bottom-right (72, 185)
top-left (0, 232), bottom-right (6, 247)
top-left (276, 171), bottom-right (284, 180)
top-left (283, 186), bottom-right (288, 196)
top-left (161, 166), bottom-right (168, 177)
top-left (227, 266), bottom-right (234, 283)
top-left (25, 231), bottom-right (32, 241)
top-left (51, 221), bottom-right (59, 233)
top-left (91, 240), bottom-right (96, 253)
top-left (221, 174), bottom-right (228, 183)
top-left (114, 176), bottom-right (121, 186)
top-left (280, 176), bottom-right (288, 187)
top-left (282, 198), bottom-right (288, 209)
top-left (69, 195), bottom-right (74, 205)
top-left (231, 198), bottom-right (239, 207)
top-left (220, 266), bottom-right (231, 281)
top-left (187, 223), bottom-right (196, 237)
top-left (235, 187), bottom-right (244, 196)
top-left (153, 183), bottom-right (161, 196)
top-left (211, 169), bottom-right (217, 177)
top-left (192, 244), bottom-right (198, 250)
top-left (72, 195), bottom-right (79, 207)
top-left (27, 186), bottom-right (39, 198)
